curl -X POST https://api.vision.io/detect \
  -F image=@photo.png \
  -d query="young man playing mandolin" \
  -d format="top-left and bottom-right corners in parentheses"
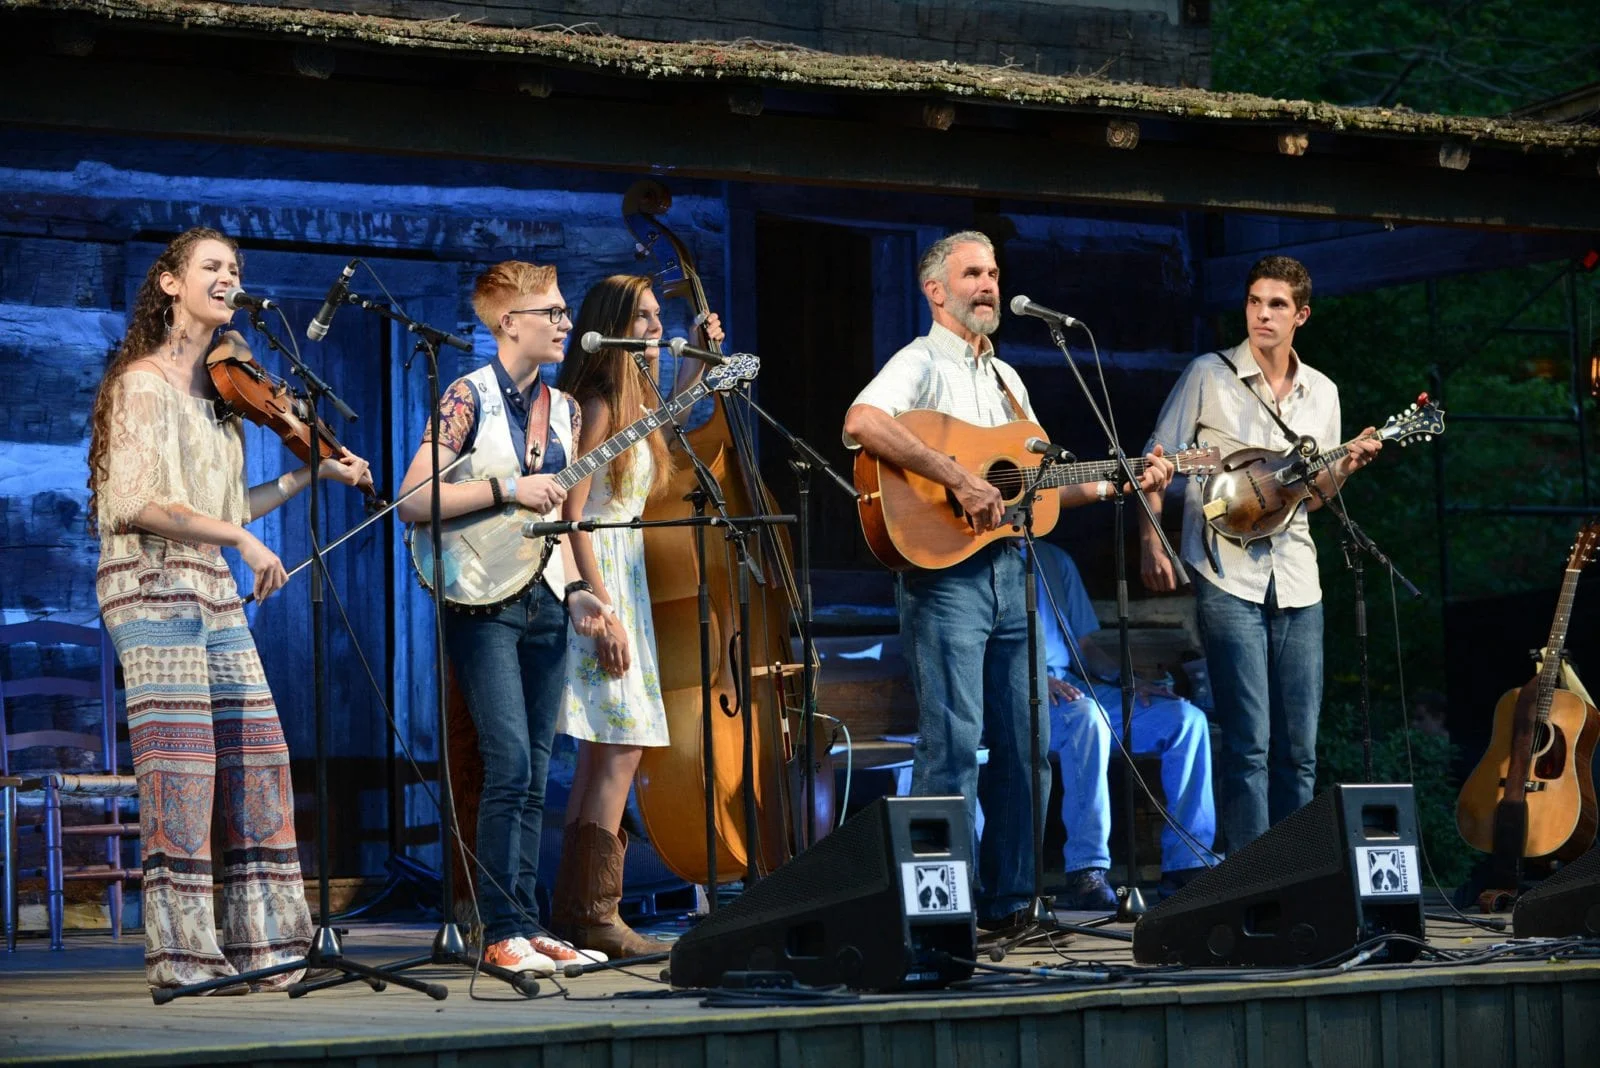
top-left (1140, 256), bottom-right (1381, 853)
top-left (397, 261), bottom-right (609, 977)
top-left (842, 231), bottom-right (1173, 930)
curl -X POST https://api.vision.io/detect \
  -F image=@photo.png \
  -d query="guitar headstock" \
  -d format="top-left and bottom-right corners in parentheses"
top-left (1567, 520), bottom-right (1600, 572)
top-left (704, 354), bottom-right (760, 392)
top-left (1376, 394), bottom-right (1446, 447)
top-left (1172, 444), bottom-right (1222, 476)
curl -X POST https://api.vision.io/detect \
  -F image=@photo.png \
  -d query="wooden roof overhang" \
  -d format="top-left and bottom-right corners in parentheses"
top-left (2, 0), bottom-right (1598, 233)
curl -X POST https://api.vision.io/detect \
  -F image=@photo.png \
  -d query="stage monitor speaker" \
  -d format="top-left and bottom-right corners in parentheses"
top-left (668, 796), bottom-right (976, 991)
top-left (1133, 783), bottom-right (1426, 967)
top-left (1513, 842), bottom-right (1600, 937)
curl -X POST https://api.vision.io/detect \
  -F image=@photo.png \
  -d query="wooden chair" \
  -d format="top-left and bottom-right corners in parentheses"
top-left (2, 621), bottom-right (139, 951)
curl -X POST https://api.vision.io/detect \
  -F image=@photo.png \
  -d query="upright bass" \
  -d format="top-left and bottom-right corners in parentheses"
top-left (625, 180), bottom-right (832, 885)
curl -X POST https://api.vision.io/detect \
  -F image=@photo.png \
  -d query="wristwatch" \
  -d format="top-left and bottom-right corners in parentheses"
top-left (563, 579), bottom-right (595, 604)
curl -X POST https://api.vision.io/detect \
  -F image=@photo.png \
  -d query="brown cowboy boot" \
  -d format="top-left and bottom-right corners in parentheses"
top-left (562, 819), bottom-right (670, 958)
top-left (547, 822), bottom-right (584, 943)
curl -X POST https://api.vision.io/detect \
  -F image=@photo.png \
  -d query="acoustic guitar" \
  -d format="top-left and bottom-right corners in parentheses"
top-left (1456, 521), bottom-right (1600, 864)
top-left (852, 410), bottom-right (1221, 571)
top-left (408, 354), bottom-right (758, 609)
top-left (1201, 397), bottom-right (1445, 546)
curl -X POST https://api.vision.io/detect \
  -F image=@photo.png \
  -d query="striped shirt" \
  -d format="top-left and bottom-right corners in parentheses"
top-left (843, 322), bottom-right (1036, 449)
top-left (1144, 339), bottom-right (1342, 608)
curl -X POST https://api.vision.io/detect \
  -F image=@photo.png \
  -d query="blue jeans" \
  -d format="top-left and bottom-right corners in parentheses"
top-left (1050, 679), bottom-right (1216, 874)
top-left (900, 543), bottom-right (1048, 921)
top-left (1193, 573), bottom-right (1323, 853)
top-left (443, 584), bottom-right (569, 944)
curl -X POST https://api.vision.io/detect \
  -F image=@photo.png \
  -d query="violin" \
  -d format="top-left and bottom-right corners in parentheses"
top-left (205, 331), bottom-right (383, 507)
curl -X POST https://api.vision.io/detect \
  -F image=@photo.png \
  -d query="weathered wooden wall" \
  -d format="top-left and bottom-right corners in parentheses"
top-left (220, 0), bottom-right (1211, 85)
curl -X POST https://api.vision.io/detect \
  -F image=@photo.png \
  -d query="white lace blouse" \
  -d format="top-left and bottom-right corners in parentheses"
top-left (96, 371), bottom-right (249, 553)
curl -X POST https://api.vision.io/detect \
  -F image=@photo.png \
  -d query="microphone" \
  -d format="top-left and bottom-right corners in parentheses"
top-left (579, 332), bottom-right (665, 354)
top-left (306, 259), bottom-right (358, 342)
top-left (1009, 294), bottom-right (1082, 330)
top-left (667, 337), bottom-right (726, 366)
top-left (222, 286), bottom-right (276, 311)
top-left (522, 518), bottom-right (591, 538)
top-left (1024, 437), bottom-right (1076, 463)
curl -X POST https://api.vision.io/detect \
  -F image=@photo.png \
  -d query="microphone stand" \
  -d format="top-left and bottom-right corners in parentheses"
top-left (728, 391), bottom-right (858, 846)
top-left (156, 309), bottom-right (443, 1004)
top-left (289, 292), bottom-right (540, 998)
top-left (987, 453), bottom-right (1063, 956)
top-left (1304, 480), bottom-right (1422, 785)
top-left (1044, 322), bottom-right (1184, 923)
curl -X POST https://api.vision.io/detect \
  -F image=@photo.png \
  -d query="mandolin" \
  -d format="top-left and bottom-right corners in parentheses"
top-left (1200, 397), bottom-right (1444, 547)
top-left (408, 354), bottom-right (758, 609)
top-left (1456, 521), bottom-right (1600, 864)
top-left (852, 410), bottom-right (1221, 572)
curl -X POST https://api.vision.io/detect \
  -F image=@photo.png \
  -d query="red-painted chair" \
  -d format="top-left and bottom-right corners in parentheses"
top-left (2, 621), bottom-right (139, 951)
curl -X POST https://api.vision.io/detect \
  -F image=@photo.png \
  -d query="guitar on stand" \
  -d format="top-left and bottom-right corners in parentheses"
top-left (852, 410), bottom-right (1220, 571)
top-left (1456, 520), bottom-right (1600, 903)
top-left (1201, 397), bottom-right (1445, 546)
top-left (408, 355), bottom-right (758, 607)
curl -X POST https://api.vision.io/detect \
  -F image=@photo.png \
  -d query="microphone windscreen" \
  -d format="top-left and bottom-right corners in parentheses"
top-left (580, 331), bottom-right (603, 354)
top-left (1009, 294), bottom-right (1031, 315)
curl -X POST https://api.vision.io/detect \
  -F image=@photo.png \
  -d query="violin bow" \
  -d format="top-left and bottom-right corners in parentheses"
top-left (244, 452), bottom-right (469, 605)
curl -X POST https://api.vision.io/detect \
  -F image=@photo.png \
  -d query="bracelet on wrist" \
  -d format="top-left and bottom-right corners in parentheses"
top-left (488, 477), bottom-right (505, 508)
top-left (1096, 480), bottom-right (1111, 501)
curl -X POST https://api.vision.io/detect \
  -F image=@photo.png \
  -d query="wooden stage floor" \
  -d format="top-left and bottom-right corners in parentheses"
top-left (2, 915), bottom-right (1598, 1067)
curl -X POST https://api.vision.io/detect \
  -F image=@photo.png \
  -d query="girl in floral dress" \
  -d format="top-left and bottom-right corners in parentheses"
top-left (551, 275), bottom-right (720, 957)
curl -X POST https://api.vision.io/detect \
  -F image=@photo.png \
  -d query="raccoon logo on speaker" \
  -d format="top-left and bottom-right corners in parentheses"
top-left (901, 860), bottom-right (972, 916)
top-left (1356, 845), bottom-right (1420, 896)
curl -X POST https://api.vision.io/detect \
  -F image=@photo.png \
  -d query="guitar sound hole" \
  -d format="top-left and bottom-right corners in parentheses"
top-left (1532, 722), bottom-right (1553, 757)
top-left (987, 459), bottom-right (1022, 504)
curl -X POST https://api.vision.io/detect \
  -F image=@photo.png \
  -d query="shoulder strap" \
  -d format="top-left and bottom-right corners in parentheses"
top-left (1212, 349), bottom-right (1299, 448)
top-left (525, 378), bottom-right (552, 473)
top-left (991, 366), bottom-right (1027, 422)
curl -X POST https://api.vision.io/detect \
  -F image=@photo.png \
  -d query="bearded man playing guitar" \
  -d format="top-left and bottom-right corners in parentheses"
top-left (1140, 255), bottom-right (1382, 854)
top-left (842, 231), bottom-right (1173, 930)
top-left (397, 261), bottom-right (608, 977)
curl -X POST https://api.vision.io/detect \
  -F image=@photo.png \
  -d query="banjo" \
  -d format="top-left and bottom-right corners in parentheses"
top-left (408, 353), bottom-right (759, 609)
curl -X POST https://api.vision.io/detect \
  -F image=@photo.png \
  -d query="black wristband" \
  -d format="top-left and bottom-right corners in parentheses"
top-left (563, 579), bottom-right (594, 602)
top-left (488, 477), bottom-right (504, 508)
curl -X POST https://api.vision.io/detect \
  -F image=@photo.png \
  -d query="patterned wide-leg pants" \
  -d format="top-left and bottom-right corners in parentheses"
top-left (98, 548), bottom-right (312, 990)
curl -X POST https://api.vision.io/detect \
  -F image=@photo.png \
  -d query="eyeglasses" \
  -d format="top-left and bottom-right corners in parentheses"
top-left (507, 306), bottom-right (573, 325)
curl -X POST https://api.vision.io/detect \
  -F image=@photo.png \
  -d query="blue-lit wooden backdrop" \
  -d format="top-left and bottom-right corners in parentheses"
top-left (1, 125), bottom-right (1213, 880)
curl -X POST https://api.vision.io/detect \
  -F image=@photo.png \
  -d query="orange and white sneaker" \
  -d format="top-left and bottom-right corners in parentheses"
top-left (483, 936), bottom-right (556, 977)
top-left (529, 934), bottom-right (608, 967)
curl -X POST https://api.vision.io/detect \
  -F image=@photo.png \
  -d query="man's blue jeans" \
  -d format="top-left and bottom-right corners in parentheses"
top-left (900, 543), bottom-right (1048, 922)
top-left (443, 584), bottom-right (569, 945)
top-left (1193, 572), bottom-right (1323, 853)
top-left (1049, 679), bottom-right (1216, 875)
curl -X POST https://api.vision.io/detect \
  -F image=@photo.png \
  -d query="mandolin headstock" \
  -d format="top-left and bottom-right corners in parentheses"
top-left (1376, 395), bottom-right (1446, 447)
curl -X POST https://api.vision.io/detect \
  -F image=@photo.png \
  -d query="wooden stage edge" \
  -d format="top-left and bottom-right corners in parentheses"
top-left (2, 919), bottom-right (1599, 1067)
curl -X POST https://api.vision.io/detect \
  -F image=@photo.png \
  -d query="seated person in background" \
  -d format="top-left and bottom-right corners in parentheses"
top-left (1034, 540), bottom-right (1217, 909)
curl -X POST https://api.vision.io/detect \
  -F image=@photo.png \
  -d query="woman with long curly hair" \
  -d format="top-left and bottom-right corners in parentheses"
top-left (87, 227), bottom-right (370, 993)
top-left (548, 275), bottom-right (720, 958)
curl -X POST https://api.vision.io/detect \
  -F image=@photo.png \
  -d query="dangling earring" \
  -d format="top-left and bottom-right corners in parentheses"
top-left (162, 302), bottom-right (181, 361)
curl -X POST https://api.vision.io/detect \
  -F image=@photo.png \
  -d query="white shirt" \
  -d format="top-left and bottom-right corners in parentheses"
top-left (843, 321), bottom-right (1036, 449)
top-left (1144, 339), bottom-right (1342, 608)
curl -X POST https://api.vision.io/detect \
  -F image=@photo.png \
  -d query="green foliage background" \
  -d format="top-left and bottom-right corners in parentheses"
top-left (1209, 2), bottom-right (1600, 885)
